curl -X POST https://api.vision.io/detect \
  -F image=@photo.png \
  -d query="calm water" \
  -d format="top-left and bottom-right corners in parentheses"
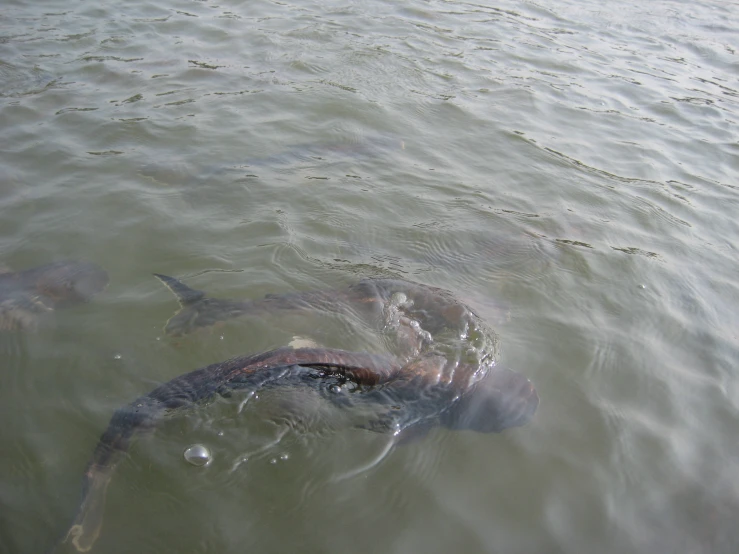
top-left (2, 0), bottom-right (738, 552)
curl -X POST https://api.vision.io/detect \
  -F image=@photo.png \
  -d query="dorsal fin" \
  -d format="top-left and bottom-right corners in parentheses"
top-left (153, 274), bottom-right (206, 306)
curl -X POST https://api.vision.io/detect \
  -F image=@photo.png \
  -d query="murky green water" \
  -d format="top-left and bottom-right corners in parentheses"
top-left (2, 0), bottom-right (738, 552)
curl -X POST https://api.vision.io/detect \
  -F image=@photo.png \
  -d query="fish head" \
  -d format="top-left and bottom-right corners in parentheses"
top-left (33, 261), bottom-right (109, 306)
top-left (442, 367), bottom-right (539, 433)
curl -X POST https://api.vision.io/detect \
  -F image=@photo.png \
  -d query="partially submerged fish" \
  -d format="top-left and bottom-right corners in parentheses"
top-left (57, 276), bottom-right (537, 552)
top-left (154, 273), bottom-right (486, 344)
top-left (0, 261), bottom-right (108, 331)
top-left (58, 345), bottom-right (538, 552)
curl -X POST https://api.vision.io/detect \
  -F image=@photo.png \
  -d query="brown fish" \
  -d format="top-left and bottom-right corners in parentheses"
top-left (58, 345), bottom-right (538, 552)
top-left (57, 275), bottom-right (536, 552)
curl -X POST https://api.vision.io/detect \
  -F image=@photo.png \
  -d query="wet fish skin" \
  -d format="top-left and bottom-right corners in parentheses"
top-left (56, 344), bottom-right (537, 553)
top-left (56, 347), bottom-right (400, 553)
top-left (56, 275), bottom-right (536, 552)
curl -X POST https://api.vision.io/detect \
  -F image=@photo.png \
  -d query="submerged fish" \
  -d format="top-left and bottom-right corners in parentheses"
top-left (154, 273), bottom-right (486, 343)
top-left (58, 345), bottom-right (538, 552)
top-left (0, 261), bottom-right (109, 331)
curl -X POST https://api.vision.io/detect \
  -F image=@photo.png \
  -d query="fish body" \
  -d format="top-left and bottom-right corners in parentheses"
top-left (59, 345), bottom-right (537, 552)
top-left (155, 273), bottom-right (483, 341)
top-left (59, 275), bottom-right (536, 552)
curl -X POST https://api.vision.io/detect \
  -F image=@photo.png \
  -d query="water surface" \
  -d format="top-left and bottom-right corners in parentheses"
top-left (1, 0), bottom-right (738, 553)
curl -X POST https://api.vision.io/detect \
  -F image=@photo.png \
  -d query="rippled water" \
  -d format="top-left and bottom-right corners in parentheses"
top-left (1, 0), bottom-right (738, 552)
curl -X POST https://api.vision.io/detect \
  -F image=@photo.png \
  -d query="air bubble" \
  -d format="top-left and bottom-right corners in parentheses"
top-left (184, 444), bottom-right (212, 466)
top-left (390, 292), bottom-right (408, 307)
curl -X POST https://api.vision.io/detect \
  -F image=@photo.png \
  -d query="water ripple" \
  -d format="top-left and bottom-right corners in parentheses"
top-left (2, 0), bottom-right (738, 552)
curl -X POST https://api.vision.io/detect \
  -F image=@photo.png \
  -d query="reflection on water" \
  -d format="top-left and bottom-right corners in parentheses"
top-left (1, 0), bottom-right (738, 552)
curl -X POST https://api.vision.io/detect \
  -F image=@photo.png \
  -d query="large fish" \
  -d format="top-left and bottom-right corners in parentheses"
top-left (57, 275), bottom-right (535, 551)
top-left (0, 261), bottom-right (108, 331)
top-left (58, 345), bottom-right (538, 553)
top-left (154, 274), bottom-right (486, 343)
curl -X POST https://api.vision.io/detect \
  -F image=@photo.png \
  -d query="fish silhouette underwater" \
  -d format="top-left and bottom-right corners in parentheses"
top-left (154, 273), bottom-right (491, 341)
top-left (57, 277), bottom-right (538, 552)
top-left (0, 261), bottom-right (108, 331)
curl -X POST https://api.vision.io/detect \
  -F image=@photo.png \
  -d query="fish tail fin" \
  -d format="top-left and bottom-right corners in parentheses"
top-left (153, 274), bottom-right (206, 306)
